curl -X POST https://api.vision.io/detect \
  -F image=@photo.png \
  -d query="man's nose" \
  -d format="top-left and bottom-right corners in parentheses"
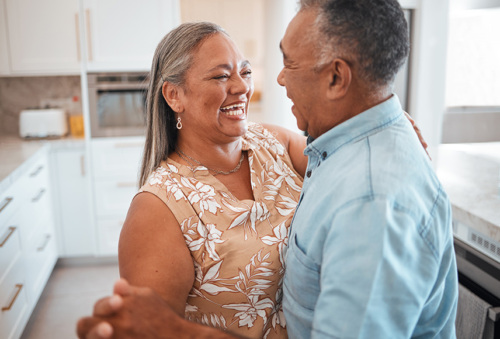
top-left (277, 68), bottom-right (285, 87)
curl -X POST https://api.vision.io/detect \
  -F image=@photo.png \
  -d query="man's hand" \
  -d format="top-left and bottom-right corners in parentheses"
top-left (76, 279), bottom-right (185, 339)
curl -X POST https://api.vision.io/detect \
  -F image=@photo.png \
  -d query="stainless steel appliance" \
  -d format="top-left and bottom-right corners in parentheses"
top-left (453, 221), bottom-right (500, 338)
top-left (88, 72), bottom-right (148, 137)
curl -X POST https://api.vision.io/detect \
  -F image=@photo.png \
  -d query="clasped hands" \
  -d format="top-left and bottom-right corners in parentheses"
top-left (76, 278), bottom-right (183, 339)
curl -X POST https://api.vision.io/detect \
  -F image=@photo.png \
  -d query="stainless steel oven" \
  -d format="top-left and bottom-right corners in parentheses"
top-left (88, 72), bottom-right (149, 137)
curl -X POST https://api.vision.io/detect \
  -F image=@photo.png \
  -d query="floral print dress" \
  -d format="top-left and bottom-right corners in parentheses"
top-left (139, 123), bottom-right (303, 339)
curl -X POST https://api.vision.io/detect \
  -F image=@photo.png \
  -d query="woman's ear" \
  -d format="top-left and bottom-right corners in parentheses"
top-left (162, 82), bottom-right (184, 113)
top-left (325, 58), bottom-right (352, 100)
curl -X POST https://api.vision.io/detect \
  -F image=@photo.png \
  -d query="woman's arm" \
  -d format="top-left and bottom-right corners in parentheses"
top-left (262, 123), bottom-right (308, 177)
top-left (118, 192), bottom-right (195, 316)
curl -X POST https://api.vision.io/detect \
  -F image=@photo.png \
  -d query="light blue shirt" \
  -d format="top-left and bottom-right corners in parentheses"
top-left (283, 95), bottom-right (458, 339)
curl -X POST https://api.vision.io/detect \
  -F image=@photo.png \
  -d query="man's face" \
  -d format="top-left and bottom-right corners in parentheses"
top-left (277, 9), bottom-right (325, 137)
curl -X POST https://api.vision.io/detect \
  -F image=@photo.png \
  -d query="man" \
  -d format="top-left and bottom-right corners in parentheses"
top-left (77, 0), bottom-right (458, 338)
top-left (276, 0), bottom-right (457, 337)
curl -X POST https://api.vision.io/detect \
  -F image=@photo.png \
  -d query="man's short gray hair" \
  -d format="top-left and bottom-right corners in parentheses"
top-left (299, 0), bottom-right (410, 87)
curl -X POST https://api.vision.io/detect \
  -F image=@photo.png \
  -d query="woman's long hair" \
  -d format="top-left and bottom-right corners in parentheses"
top-left (139, 22), bottom-right (226, 187)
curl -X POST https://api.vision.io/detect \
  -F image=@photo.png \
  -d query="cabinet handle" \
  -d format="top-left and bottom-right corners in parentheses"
top-left (30, 165), bottom-right (44, 177)
top-left (1, 284), bottom-right (23, 312)
top-left (80, 155), bottom-right (86, 177)
top-left (0, 227), bottom-right (16, 247)
top-left (85, 9), bottom-right (93, 61)
top-left (117, 182), bottom-right (136, 188)
top-left (75, 13), bottom-right (81, 62)
top-left (0, 197), bottom-right (13, 214)
top-left (32, 188), bottom-right (46, 202)
top-left (37, 234), bottom-right (51, 252)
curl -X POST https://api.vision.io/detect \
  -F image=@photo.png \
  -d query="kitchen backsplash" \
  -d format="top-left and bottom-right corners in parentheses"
top-left (0, 76), bottom-right (82, 136)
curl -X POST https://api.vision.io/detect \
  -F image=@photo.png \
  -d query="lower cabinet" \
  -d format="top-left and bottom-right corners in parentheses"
top-left (50, 143), bottom-right (95, 257)
top-left (90, 137), bottom-right (144, 256)
top-left (0, 147), bottom-right (57, 339)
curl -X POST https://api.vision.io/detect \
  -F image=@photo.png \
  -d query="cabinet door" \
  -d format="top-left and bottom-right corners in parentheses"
top-left (0, 0), bottom-right (10, 75)
top-left (83, 0), bottom-right (180, 72)
top-left (5, 0), bottom-right (80, 74)
top-left (180, 0), bottom-right (264, 63)
top-left (51, 147), bottom-right (95, 257)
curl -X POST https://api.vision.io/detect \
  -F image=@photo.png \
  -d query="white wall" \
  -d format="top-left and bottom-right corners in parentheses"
top-left (258, 0), bottom-right (300, 134)
top-left (407, 0), bottom-right (450, 158)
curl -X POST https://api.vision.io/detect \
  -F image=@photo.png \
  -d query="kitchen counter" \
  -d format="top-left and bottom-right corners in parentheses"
top-left (436, 142), bottom-right (500, 244)
top-left (0, 135), bottom-right (84, 194)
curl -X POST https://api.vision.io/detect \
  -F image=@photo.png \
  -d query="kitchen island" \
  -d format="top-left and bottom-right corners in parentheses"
top-left (436, 142), bottom-right (500, 248)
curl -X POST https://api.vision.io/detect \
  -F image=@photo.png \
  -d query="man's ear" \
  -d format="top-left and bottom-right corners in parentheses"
top-left (325, 58), bottom-right (352, 100)
top-left (162, 82), bottom-right (184, 113)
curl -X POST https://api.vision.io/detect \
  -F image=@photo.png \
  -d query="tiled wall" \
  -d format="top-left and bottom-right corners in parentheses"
top-left (0, 76), bottom-right (81, 136)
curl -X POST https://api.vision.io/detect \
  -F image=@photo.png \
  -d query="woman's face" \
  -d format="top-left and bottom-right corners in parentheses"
top-left (177, 33), bottom-right (254, 144)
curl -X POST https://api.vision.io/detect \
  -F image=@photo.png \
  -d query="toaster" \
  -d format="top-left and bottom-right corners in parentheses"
top-left (19, 108), bottom-right (68, 138)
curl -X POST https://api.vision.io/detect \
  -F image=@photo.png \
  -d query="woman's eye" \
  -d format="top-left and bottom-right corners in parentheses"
top-left (214, 74), bottom-right (229, 80)
top-left (242, 70), bottom-right (252, 77)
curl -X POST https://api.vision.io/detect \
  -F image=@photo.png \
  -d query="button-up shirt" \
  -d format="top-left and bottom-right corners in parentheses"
top-left (283, 95), bottom-right (458, 338)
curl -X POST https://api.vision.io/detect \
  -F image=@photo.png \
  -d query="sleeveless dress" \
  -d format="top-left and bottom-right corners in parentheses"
top-left (139, 123), bottom-right (303, 339)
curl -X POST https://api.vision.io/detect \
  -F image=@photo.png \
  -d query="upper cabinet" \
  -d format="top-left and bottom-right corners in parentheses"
top-left (83, 0), bottom-right (180, 72)
top-left (0, 0), bottom-right (180, 76)
top-left (4, 0), bottom-right (81, 75)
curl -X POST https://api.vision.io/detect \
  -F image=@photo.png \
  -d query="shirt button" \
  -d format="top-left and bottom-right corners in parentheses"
top-left (306, 170), bottom-right (312, 178)
top-left (322, 152), bottom-right (327, 159)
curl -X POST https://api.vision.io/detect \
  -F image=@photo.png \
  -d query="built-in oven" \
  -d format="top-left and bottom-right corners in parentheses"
top-left (88, 72), bottom-right (149, 138)
top-left (453, 220), bottom-right (500, 338)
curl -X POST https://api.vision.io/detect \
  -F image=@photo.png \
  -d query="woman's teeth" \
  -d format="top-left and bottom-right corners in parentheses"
top-left (220, 103), bottom-right (246, 116)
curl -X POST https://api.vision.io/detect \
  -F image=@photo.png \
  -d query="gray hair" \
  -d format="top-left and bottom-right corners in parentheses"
top-left (140, 22), bottom-right (227, 186)
top-left (299, 0), bottom-right (409, 87)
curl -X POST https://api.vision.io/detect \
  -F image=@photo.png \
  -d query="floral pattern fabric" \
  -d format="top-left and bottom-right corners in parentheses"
top-left (139, 123), bottom-right (303, 339)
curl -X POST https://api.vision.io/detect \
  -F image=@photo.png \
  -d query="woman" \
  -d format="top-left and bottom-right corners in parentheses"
top-left (119, 22), bottom-right (307, 339)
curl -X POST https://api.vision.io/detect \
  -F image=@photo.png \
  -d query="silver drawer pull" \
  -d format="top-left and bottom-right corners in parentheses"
top-left (0, 197), bottom-right (13, 214)
top-left (32, 188), bottom-right (46, 202)
top-left (0, 227), bottom-right (16, 247)
top-left (30, 165), bottom-right (44, 177)
top-left (37, 234), bottom-right (51, 252)
top-left (116, 182), bottom-right (136, 188)
top-left (2, 284), bottom-right (23, 312)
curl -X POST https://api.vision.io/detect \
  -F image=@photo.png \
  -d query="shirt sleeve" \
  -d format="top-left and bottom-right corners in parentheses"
top-left (311, 197), bottom-right (440, 338)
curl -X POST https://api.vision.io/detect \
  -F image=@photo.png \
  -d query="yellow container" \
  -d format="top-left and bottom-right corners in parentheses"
top-left (69, 115), bottom-right (85, 138)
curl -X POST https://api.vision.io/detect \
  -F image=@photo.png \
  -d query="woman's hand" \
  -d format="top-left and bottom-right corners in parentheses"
top-left (404, 112), bottom-right (431, 160)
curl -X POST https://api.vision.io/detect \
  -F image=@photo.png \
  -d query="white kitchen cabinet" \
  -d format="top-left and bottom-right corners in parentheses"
top-left (50, 144), bottom-right (95, 258)
top-left (90, 137), bottom-right (144, 256)
top-left (83, 0), bottom-right (180, 72)
top-left (0, 148), bottom-right (57, 339)
top-left (20, 153), bottom-right (58, 306)
top-left (4, 0), bottom-right (81, 74)
top-left (180, 0), bottom-right (264, 63)
top-left (0, 180), bottom-right (29, 339)
top-left (0, 0), bottom-right (11, 75)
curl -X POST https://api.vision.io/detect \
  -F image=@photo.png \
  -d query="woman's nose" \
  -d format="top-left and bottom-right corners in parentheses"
top-left (230, 74), bottom-right (251, 95)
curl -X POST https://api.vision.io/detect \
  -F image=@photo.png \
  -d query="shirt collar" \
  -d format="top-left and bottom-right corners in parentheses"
top-left (304, 94), bottom-right (403, 158)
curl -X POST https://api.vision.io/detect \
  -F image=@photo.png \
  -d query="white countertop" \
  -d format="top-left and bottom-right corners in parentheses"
top-left (436, 142), bottom-right (500, 243)
top-left (0, 135), bottom-right (84, 194)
